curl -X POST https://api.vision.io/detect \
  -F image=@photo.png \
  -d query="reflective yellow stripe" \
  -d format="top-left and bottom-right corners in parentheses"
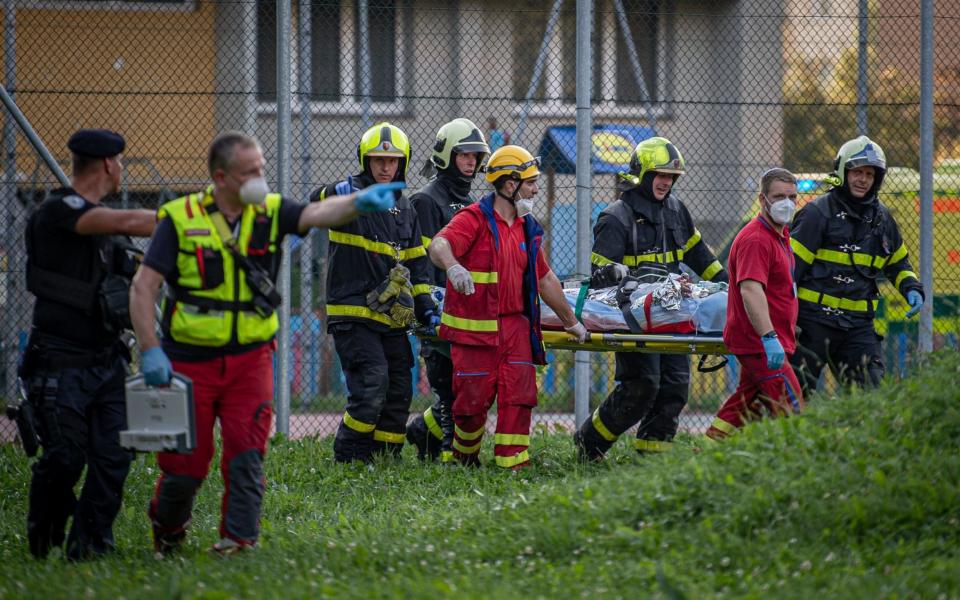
top-left (591, 252), bottom-right (616, 267)
top-left (440, 312), bottom-right (498, 332)
top-left (709, 418), bottom-right (737, 436)
top-left (592, 409), bottom-right (617, 442)
top-left (440, 450), bottom-right (454, 463)
top-left (412, 283), bottom-right (433, 296)
top-left (455, 424), bottom-right (484, 441)
top-left (328, 230), bottom-right (426, 261)
top-left (683, 229), bottom-right (702, 252)
top-left (894, 270), bottom-right (918, 288)
top-left (343, 411), bottom-right (376, 433)
top-left (888, 243), bottom-right (908, 265)
top-left (373, 430), bottom-right (405, 444)
top-left (494, 433), bottom-right (530, 446)
top-left (790, 238), bottom-right (816, 264)
top-left (700, 261), bottom-right (723, 281)
top-left (796, 287), bottom-right (874, 312)
top-left (495, 450), bottom-right (530, 468)
top-left (470, 271), bottom-right (499, 284)
top-left (423, 407), bottom-right (444, 441)
top-left (633, 439), bottom-right (673, 452)
top-left (453, 439), bottom-right (481, 454)
top-left (814, 247), bottom-right (886, 269)
top-left (421, 235), bottom-right (433, 248)
top-left (326, 304), bottom-right (403, 327)
top-left (624, 251), bottom-right (679, 267)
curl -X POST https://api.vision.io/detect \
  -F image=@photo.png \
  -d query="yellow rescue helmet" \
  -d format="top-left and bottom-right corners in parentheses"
top-left (484, 145), bottom-right (541, 185)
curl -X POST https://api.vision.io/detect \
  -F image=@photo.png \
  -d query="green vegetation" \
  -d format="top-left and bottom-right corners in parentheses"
top-left (1, 352), bottom-right (958, 598)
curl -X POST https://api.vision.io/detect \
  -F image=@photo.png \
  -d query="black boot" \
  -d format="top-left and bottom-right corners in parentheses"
top-left (405, 414), bottom-right (441, 461)
top-left (573, 420), bottom-right (615, 462)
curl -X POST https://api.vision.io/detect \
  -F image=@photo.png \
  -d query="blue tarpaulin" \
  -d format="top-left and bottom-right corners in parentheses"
top-left (537, 124), bottom-right (656, 175)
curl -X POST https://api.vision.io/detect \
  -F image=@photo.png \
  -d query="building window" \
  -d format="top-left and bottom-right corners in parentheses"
top-left (258, 0), bottom-right (408, 114)
top-left (513, 0), bottom-right (663, 115)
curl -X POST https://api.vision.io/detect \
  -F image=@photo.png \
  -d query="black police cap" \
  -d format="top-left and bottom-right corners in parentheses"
top-left (67, 129), bottom-right (126, 158)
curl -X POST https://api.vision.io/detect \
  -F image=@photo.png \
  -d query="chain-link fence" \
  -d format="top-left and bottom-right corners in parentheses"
top-left (1, 0), bottom-right (956, 444)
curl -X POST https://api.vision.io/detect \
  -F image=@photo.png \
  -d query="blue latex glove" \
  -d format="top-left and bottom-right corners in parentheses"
top-left (761, 333), bottom-right (785, 370)
top-left (354, 182), bottom-right (405, 213)
top-left (421, 309), bottom-right (442, 336)
top-left (141, 346), bottom-right (173, 387)
top-left (905, 290), bottom-right (924, 318)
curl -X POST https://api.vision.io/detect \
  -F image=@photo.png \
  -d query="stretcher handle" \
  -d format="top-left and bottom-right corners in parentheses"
top-left (574, 277), bottom-right (591, 321)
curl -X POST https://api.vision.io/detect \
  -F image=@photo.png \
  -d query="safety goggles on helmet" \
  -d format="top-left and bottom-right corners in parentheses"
top-left (829, 135), bottom-right (886, 189)
top-left (485, 156), bottom-right (541, 177)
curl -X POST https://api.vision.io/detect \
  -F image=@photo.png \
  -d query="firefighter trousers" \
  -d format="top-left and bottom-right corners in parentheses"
top-left (575, 352), bottom-right (689, 459)
top-left (331, 322), bottom-right (413, 463)
top-left (406, 340), bottom-right (455, 461)
top-left (150, 344), bottom-right (274, 549)
top-left (790, 318), bottom-right (884, 396)
top-left (450, 314), bottom-right (537, 469)
top-left (706, 353), bottom-right (804, 439)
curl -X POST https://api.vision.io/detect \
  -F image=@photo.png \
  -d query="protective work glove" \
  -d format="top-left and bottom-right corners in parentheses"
top-left (905, 290), bottom-right (924, 318)
top-left (564, 320), bottom-right (589, 343)
top-left (419, 309), bottom-right (442, 336)
top-left (141, 346), bottom-right (173, 387)
top-left (760, 332), bottom-right (785, 370)
top-left (354, 182), bottom-right (406, 213)
top-left (388, 291), bottom-right (415, 327)
top-left (590, 263), bottom-right (630, 288)
top-left (366, 264), bottom-right (412, 313)
top-left (615, 276), bottom-right (640, 310)
top-left (446, 264), bottom-right (475, 295)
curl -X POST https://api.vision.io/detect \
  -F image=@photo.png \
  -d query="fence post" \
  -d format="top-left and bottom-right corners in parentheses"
top-left (276, 0), bottom-right (293, 435)
top-left (574, 0), bottom-right (593, 428)
top-left (918, 0), bottom-right (934, 353)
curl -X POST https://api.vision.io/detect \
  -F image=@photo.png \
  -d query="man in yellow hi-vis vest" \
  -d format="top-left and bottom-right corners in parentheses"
top-left (129, 131), bottom-right (400, 556)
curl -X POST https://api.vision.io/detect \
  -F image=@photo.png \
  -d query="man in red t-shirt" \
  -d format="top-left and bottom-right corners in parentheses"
top-left (707, 168), bottom-right (805, 439)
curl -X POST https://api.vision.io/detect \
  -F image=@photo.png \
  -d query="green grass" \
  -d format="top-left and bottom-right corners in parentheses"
top-left (2, 353), bottom-right (959, 598)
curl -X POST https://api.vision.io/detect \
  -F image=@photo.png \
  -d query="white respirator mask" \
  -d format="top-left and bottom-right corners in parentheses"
top-left (768, 198), bottom-right (796, 225)
top-left (516, 198), bottom-right (535, 218)
top-left (239, 176), bottom-right (269, 205)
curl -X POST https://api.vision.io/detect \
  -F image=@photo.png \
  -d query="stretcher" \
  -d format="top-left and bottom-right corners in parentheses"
top-left (540, 329), bottom-right (727, 355)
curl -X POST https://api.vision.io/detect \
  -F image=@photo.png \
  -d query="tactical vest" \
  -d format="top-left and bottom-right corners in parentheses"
top-left (158, 189), bottom-right (281, 347)
top-left (599, 196), bottom-right (689, 271)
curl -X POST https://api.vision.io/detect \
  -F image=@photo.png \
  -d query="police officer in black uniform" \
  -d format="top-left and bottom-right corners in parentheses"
top-left (20, 129), bottom-right (156, 560)
top-left (311, 122), bottom-right (436, 463)
top-left (789, 136), bottom-right (924, 393)
top-left (574, 137), bottom-right (728, 461)
top-left (405, 118), bottom-right (489, 462)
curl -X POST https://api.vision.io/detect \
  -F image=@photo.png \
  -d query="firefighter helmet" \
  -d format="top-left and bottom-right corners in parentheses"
top-left (431, 118), bottom-right (490, 172)
top-left (627, 137), bottom-right (685, 184)
top-left (484, 145), bottom-right (541, 186)
top-left (831, 135), bottom-right (886, 189)
top-left (357, 122), bottom-right (411, 180)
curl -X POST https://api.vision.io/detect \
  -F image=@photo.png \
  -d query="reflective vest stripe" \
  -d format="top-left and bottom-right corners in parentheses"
top-left (326, 304), bottom-right (404, 327)
top-left (814, 247), bottom-right (886, 269)
top-left (423, 407), bottom-right (444, 441)
top-left (683, 229), bottom-right (702, 252)
top-left (494, 433), bottom-right (530, 447)
top-left (888, 243), bottom-right (908, 265)
top-left (591, 251), bottom-right (616, 267)
top-left (441, 312), bottom-right (498, 332)
top-left (421, 235), bottom-right (433, 247)
top-left (412, 283), bottom-right (433, 296)
top-left (633, 439), bottom-right (673, 452)
top-left (343, 411), bottom-right (376, 433)
top-left (894, 270), bottom-right (918, 288)
top-left (592, 409), bottom-right (618, 442)
top-left (623, 250), bottom-right (682, 267)
top-left (455, 424), bottom-right (484, 441)
top-left (373, 430), bottom-right (405, 444)
top-left (790, 238), bottom-right (816, 264)
top-left (797, 286), bottom-right (875, 312)
top-left (328, 230), bottom-right (426, 261)
top-left (495, 450), bottom-right (529, 468)
top-left (700, 260), bottom-right (724, 281)
top-left (470, 271), bottom-right (498, 284)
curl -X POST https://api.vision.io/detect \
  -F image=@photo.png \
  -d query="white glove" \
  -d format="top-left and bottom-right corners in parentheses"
top-left (611, 263), bottom-right (629, 281)
top-left (446, 264), bottom-right (475, 295)
top-left (564, 321), bottom-right (589, 343)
